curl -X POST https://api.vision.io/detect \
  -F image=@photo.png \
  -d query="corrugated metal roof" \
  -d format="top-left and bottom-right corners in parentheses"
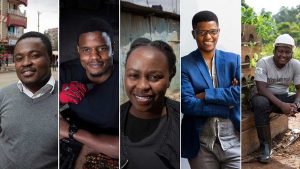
top-left (121, 1), bottom-right (179, 20)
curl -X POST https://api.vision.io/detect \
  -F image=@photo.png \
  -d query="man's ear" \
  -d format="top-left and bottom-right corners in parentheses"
top-left (77, 45), bottom-right (80, 53)
top-left (192, 30), bottom-right (196, 39)
top-left (111, 41), bottom-right (115, 55)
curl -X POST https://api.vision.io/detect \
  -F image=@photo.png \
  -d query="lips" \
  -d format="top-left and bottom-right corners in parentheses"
top-left (278, 57), bottom-right (288, 64)
top-left (21, 68), bottom-right (36, 77)
top-left (134, 94), bottom-right (154, 105)
top-left (203, 41), bottom-right (214, 46)
top-left (88, 61), bottom-right (104, 69)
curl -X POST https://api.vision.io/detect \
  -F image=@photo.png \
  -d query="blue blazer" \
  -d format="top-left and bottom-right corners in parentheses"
top-left (181, 49), bottom-right (240, 159)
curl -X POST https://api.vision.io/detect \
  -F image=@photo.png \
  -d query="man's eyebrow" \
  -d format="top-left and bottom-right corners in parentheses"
top-left (79, 44), bottom-right (109, 48)
top-left (14, 50), bottom-right (42, 56)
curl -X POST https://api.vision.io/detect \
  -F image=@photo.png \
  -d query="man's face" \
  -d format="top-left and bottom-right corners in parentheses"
top-left (14, 38), bottom-right (51, 92)
top-left (192, 21), bottom-right (219, 53)
top-left (273, 45), bottom-right (293, 68)
top-left (77, 31), bottom-right (113, 78)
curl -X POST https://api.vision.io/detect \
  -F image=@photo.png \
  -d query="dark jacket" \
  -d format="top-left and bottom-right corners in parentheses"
top-left (120, 98), bottom-right (180, 169)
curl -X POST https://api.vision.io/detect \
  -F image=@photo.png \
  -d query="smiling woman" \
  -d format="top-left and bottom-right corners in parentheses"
top-left (120, 38), bottom-right (180, 169)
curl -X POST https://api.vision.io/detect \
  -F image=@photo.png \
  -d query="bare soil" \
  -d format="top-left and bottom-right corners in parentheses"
top-left (242, 113), bottom-right (300, 169)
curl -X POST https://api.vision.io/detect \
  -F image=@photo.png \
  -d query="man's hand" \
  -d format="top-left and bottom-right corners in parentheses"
top-left (195, 92), bottom-right (205, 100)
top-left (281, 102), bottom-right (298, 117)
top-left (60, 81), bottom-right (87, 104)
top-left (232, 78), bottom-right (239, 86)
top-left (289, 103), bottom-right (300, 117)
top-left (59, 115), bottom-right (69, 139)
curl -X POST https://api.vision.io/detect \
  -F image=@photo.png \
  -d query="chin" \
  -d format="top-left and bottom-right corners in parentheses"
top-left (90, 72), bottom-right (104, 77)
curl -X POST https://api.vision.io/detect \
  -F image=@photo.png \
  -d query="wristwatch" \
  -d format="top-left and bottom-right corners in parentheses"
top-left (68, 123), bottom-right (79, 140)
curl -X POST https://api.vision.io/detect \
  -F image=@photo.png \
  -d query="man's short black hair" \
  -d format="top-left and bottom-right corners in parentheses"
top-left (77, 17), bottom-right (113, 44)
top-left (126, 38), bottom-right (177, 81)
top-left (16, 31), bottom-right (52, 57)
top-left (192, 11), bottom-right (219, 29)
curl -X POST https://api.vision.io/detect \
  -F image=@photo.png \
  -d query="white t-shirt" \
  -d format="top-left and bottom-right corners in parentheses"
top-left (254, 56), bottom-right (300, 94)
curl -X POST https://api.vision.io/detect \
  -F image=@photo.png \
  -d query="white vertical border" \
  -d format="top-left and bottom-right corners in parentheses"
top-left (118, 0), bottom-right (121, 168)
top-left (57, 0), bottom-right (60, 166)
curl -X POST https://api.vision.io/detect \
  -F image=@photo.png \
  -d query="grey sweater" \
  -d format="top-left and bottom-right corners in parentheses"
top-left (0, 83), bottom-right (58, 169)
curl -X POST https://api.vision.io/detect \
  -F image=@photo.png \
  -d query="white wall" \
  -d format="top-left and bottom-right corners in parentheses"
top-left (180, 0), bottom-right (241, 56)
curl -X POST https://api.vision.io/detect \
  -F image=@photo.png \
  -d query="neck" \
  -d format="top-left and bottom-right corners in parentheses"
top-left (26, 75), bottom-right (51, 93)
top-left (199, 49), bottom-right (215, 61)
top-left (87, 66), bottom-right (113, 84)
top-left (130, 100), bottom-right (167, 119)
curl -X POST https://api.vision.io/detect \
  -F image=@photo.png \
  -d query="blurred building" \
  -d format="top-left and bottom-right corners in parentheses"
top-left (45, 27), bottom-right (58, 50)
top-left (0, 0), bottom-right (27, 62)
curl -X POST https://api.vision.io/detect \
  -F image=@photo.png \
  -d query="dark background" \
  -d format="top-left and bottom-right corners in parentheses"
top-left (59, 0), bottom-right (119, 63)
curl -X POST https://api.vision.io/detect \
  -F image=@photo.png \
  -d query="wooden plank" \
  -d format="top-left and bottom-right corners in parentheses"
top-left (242, 113), bottom-right (255, 132)
top-left (241, 114), bottom-right (288, 157)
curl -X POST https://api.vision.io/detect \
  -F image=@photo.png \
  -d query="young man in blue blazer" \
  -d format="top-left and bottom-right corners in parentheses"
top-left (181, 11), bottom-right (241, 169)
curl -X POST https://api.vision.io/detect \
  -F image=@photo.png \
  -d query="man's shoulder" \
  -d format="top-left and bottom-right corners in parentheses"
top-left (60, 58), bottom-right (87, 83)
top-left (0, 83), bottom-right (17, 92)
top-left (60, 58), bottom-right (82, 70)
top-left (216, 50), bottom-right (239, 59)
top-left (182, 50), bottom-right (198, 63)
top-left (257, 56), bottom-right (273, 65)
top-left (290, 58), bottom-right (300, 66)
top-left (0, 83), bottom-right (18, 96)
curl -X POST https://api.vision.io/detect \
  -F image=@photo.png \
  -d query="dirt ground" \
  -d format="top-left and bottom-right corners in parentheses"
top-left (242, 113), bottom-right (300, 169)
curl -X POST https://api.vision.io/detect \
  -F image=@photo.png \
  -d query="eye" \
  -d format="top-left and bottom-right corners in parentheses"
top-left (81, 47), bottom-right (91, 54)
top-left (14, 55), bottom-right (23, 62)
top-left (194, 30), bottom-right (206, 36)
top-left (199, 31), bottom-right (207, 36)
top-left (209, 29), bottom-right (219, 35)
top-left (148, 74), bottom-right (163, 81)
top-left (97, 46), bottom-right (109, 53)
top-left (127, 73), bottom-right (138, 80)
top-left (31, 52), bottom-right (41, 59)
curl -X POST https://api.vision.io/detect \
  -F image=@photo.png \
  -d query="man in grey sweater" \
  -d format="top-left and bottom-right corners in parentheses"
top-left (0, 32), bottom-right (58, 169)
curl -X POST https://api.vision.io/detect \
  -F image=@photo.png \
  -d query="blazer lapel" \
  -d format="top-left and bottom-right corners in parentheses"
top-left (215, 50), bottom-right (225, 88)
top-left (192, 50), bottom-right (213, 88)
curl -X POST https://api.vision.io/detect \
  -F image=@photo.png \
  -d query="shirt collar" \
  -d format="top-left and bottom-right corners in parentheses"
top-left (17, 76), bottom-right (56, 99)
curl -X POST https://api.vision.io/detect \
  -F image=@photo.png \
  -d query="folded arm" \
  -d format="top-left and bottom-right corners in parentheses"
top-left (60, 116), bottom-right (119, 158)
top-left (181, 68), bottom-right (230, 118)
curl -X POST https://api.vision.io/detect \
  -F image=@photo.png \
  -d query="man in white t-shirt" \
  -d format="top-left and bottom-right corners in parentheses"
top-left (251, 34), bottom-right (300, 163)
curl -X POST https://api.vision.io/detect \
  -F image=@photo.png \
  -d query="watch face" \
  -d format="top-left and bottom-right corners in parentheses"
top-left (69, 124), bottom-right (78, 132)
top-left (69, 124), bottom-right (78, 139)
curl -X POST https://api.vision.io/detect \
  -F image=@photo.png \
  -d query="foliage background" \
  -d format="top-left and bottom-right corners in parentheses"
top-left (242, 0), bottom-right (300, 92)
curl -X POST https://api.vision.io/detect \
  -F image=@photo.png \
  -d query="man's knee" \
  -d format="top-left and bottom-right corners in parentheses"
top-left (251, 96), bottom-right (271, 125)
top-left (251, 96), bottom-right (270, 113)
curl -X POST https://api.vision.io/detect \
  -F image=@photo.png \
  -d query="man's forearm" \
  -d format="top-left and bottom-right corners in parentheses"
top-left (73, 129), bottom-right (119, 158)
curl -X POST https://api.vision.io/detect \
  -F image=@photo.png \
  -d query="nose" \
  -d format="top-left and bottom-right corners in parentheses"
top-left (203, 33), bottom-right (213, 40)
top-left (136, 77), bottom-right (150, 91)
top-left (90, 48), bottom-right (102, 59)
top-left (22, 56), bottom-right (33, 67)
